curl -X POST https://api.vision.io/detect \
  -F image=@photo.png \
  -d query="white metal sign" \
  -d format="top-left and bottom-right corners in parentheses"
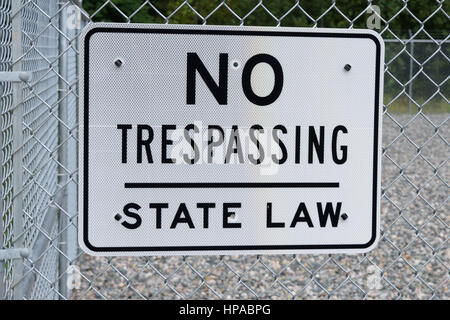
top-left (79, 23), bottom-right (384, 256)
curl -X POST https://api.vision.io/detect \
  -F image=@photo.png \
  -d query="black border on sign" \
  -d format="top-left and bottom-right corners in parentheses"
top-left (83, 26), bottom-right (381, 252)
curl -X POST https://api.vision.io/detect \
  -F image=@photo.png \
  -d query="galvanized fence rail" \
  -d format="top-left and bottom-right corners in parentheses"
top-left (0, 0), bottom-right (448, 300)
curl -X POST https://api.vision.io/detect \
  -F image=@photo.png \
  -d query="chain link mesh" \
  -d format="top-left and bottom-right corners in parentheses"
top-left (0, 0), bottom-right (15, 300)
top-left (0, 0), bottom-right (448, 300)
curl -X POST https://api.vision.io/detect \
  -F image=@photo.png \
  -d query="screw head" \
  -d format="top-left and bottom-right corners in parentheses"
top-left (114, 58), bottom-right (123, 67)
top-left (344, 64), bottom-right (352, 71)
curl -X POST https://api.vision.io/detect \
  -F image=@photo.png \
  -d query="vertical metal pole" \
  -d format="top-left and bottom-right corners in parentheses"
top-left (408, 29), bottom-right (414, 114)
top-left (57, 1), bottom-right (82, 299)
top-left (11, 0), bottom-right (24, 300)
top-left (58, 1), bottom-right (69, 299)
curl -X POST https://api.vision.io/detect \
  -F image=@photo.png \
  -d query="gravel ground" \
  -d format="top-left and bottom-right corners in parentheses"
top-left (71, 113), bottom-right (449, 300)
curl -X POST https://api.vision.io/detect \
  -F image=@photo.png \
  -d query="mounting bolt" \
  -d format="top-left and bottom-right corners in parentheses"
top-left (114, 58), bottom-right (123, 67)
top-left (19, 248), bottom-right (30, 258)
top-left (19, 71), bottom-right (31, 82)
top-left (341, 213), bottom-right (348, 220)
top-left (344, 64), bottom-right (352, 71)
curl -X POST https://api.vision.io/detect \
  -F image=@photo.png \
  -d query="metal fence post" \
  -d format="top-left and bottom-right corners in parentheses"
top-left (58, 2), bottom-right (69, 299)
top-left (10, 0), bottom-right (24, 300)
top-left (55, 1), bottom-right (82, 299)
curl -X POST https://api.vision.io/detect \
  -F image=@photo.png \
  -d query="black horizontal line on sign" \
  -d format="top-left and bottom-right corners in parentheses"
top-left (124, 182), bottom-right (340, 188)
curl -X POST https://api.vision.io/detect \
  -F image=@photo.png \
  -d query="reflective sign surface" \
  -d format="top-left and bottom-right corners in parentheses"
top-left (79, 23), bottom-right (384, 255)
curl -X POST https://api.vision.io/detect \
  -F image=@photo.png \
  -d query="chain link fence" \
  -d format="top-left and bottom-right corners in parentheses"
top-left (0, 0), bottom-right (448, 300)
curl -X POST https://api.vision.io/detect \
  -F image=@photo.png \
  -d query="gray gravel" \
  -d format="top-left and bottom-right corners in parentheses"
top-left (71, 113), bottom-right (449, 300)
